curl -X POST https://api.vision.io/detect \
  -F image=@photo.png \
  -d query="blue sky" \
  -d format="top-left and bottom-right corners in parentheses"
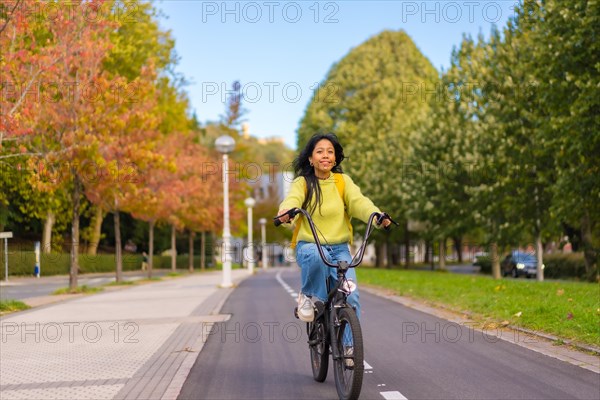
top-left (157, 1), bottom-right (516, 149)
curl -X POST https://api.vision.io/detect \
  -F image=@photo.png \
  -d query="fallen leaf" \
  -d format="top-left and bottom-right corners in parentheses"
top-left (514, 311), bottom-right (522, 317)
top-left (566, 312), bottom-right (574, 320)
top-left (556, 289), bottom-right (564, 296)
top-left (483, 322), bottom-right (498, 330)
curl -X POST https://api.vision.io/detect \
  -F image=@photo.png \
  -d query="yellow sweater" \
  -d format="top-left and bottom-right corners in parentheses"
top-left (278, 173), bottom-right (381, 244)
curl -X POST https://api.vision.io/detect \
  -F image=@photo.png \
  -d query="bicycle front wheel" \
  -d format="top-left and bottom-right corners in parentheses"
top-left (309, 319), bottom-right (329, 382)
top-left (333, 307), bottom-right (364, 400)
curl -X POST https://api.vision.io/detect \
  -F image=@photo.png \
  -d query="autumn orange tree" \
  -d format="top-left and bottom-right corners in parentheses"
top-left (8, 0), bottom-right (122, 289)
top-left (84, 67), bottom-right (163, 282)
top-left (173, 134), bottom-right (227, 272)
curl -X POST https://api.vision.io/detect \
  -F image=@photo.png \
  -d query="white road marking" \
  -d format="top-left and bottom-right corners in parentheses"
top-left (364, 361), bottom-right (373, 370)
top-left (380, 391), bottom-right (408, 400)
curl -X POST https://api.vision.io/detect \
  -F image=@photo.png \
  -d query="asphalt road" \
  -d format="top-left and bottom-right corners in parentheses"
top-left (0, 270), bottom-right (169, 300)
top-left (179, 268), bottom-right (599, 400)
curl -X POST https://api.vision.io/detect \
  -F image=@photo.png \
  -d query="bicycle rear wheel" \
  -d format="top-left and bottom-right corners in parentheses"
top-left (333, 307), bottom-right (364, 400)
top-left (308, 319), bottom-right (329, 382)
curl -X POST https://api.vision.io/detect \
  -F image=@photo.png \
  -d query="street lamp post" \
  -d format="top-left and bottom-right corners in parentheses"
top-left (244, 197), bottom-right (256, 274)
top-left (215, 135), bottom-right (235, 288)
top-left (259, 218), bottom-right (268, 270)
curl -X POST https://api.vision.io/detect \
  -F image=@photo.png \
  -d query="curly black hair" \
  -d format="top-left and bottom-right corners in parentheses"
top-left (293, 133), bottom-right (345, 215)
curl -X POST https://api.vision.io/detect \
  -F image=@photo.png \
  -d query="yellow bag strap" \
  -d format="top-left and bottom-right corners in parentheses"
top-left (291, 173), bottom-right (352, 249)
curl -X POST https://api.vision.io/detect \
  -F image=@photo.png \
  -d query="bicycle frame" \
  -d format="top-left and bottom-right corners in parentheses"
top-left (274, 208), bottom-right (395, 400)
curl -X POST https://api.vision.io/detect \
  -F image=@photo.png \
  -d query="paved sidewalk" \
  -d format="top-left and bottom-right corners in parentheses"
top-left (0, 269), bottom-right (251, 400)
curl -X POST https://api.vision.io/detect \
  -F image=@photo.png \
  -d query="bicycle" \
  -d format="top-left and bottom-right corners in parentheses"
top-left (274, 208), bottom-right (397, 400)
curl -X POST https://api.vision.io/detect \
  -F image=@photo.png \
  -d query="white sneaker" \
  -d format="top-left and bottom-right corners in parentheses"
top-left (297, 293), bottom-right (314, 322)
top-left (344, 346), bottom-right (354, 368)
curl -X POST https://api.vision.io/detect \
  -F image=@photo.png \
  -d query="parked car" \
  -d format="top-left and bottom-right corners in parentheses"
top-left (501, 251), bottom-right (540, 278)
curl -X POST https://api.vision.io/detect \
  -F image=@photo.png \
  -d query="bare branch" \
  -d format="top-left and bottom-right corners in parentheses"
top-left (0, 0), bottom-right (22, 36)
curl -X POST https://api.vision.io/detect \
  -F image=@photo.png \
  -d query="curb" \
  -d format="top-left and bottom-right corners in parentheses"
top-left (507, 325), bottom-right (600, 355)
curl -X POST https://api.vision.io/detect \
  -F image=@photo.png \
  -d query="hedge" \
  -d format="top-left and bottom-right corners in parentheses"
top-left (0, 252), bottom-right (213, 279)
top-left (474, 252), bottom-right (594, 281)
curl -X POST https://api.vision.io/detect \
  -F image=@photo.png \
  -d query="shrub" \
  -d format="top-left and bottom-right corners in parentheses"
top-left (543, 253), bottom-right (589, 281)
top-left (475, 252), bottom-right (590, 281)
top-left (0, 252), bottom-right (213, 279)
top-left (474, 256), bottom-right (492, 274)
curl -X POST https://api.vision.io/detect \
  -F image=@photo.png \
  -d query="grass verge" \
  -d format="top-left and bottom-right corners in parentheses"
top-left (136, 277), bottom-right (163, 283)
top-left (104, 280), bottom-right (135, 286)
top-left (0, 299), bottom-right (31, 313)
top-left (52, 285), bottom-right (104, 295)
top-left (357, 268), bottom-right (600, 347)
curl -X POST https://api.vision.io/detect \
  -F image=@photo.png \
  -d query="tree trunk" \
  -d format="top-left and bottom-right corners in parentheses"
top-left (491, 241), bottom-right (501, 279)
top-left (171, 225), bottom-right (177, 271)
top-left (69, 173), bottom-right (81, 291)
top-left (0, 204), bottom-right (6, 231)
top-left (424, 240), bottom-right (430, 264)
top-left (114, 210), bottom-right (122, 283)
top-left (148, 220), bottom-right (155, 279)
top-left (453, 236), bottom-right (463, 263)
top-left (88, 206), bottom-right (104, 255)
top-left (404, 221), bottom-right (410, 268)
top-left (189, 231), bottom-right (195, 273)
top-left (42, 211), bottom-right (55, 254)
top-left (374, 243), bottom-right (383, 268)
top-left (581, 212), bottom-right (598, 282)
top-left (201, 231), bottom-right (206, 271)
top-left (535, 230), bottom-right (544, 282)
top-left (439, 238), bottom-right (446, 270)
top-left (386, 239), bottom-right (393, 269)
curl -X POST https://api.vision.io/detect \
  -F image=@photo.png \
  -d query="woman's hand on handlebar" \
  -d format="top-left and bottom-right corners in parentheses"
top-left (376, 212), bottom-right (399, 230)
top-left (274, 208), bottom-right (300, 226)
top-left (276, 209), bottom-right (291, 224)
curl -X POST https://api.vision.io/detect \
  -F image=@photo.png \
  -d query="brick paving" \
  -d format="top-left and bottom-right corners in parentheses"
top-left (0, 270), bottom-right (249, 400)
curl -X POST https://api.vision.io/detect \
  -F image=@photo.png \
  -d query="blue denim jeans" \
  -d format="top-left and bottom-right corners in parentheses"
top-left (296, 241), bottom-right (361, 318)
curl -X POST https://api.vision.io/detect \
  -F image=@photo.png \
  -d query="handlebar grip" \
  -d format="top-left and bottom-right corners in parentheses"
top-left (273, 208), bottom-right (300, 227)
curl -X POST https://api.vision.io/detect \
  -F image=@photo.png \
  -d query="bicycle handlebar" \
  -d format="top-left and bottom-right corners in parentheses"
top-left (273, 208), bottom-right (398, 269)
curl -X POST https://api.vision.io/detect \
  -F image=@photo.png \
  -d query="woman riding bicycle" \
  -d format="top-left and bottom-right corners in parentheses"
top-left (277, 133), bottom-right (391, 323)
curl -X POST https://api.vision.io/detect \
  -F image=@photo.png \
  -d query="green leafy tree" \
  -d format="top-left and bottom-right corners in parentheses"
top-left (404, 40), bottom-right (480, 269)
top-left (298, 30), bottom-right (438, 266)
top-left (515, 0), bottom-right (599, 280)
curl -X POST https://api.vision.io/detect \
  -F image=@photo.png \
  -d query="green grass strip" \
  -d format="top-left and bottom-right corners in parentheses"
top-left (0, 299), bottom-right (31, 313)
top-left (52, 285), bottom-right (104, 295)
top-left (357, 268), bottom-right (600, 347)
top-left (105, 280), bottom-right (136, 286)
